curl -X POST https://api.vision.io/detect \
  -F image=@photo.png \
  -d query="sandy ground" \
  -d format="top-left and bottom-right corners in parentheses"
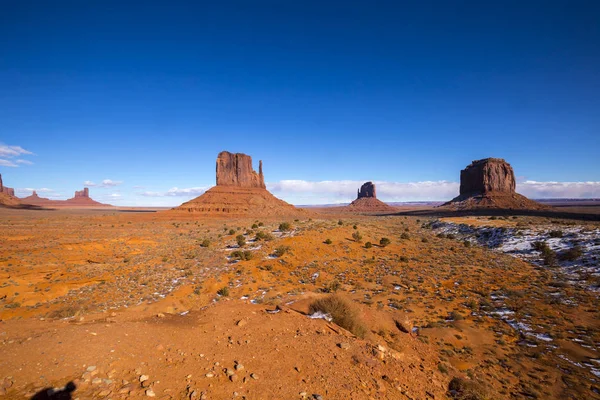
top-left (1, 208), bottom-right (599, 399)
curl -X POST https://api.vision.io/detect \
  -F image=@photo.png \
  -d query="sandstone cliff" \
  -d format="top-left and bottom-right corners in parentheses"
top-left (344, 181), bottom-right (396, 213)
top-left (216, 152), bottom-right (265, 189)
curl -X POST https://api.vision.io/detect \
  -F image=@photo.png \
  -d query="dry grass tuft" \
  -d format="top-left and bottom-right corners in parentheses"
top-left (308, 294), bottom-right (368, 338)
top-left (448, 377), bottom-right (493, 400)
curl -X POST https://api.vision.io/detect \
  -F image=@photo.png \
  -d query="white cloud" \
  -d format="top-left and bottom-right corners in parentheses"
top-left (83, 179), bottom-right (123, 188)
top-left (109, 193), bottom-right (122, 198)
top-left (140, 187), bottom-right (208, 197)
top-left (0, 145), bottom-right (34, 168)
top-left (0, 145), bottom-right (33, 158)
top-left (518, 181), bottom-right (600, 199)
top-left (0, 159), bottom-right (18, 167)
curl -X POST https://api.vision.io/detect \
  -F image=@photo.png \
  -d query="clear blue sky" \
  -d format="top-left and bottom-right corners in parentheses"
top-left (1, 1), bottom-right (599, 205)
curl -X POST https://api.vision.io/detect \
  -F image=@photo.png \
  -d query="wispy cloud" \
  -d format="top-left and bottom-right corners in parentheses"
top-left (140, 187), bottom-right (208, 197)
top-left (0, 159), bottom-right (18, 167)
top-left (0, 144), bottom-right (34, 168)
top-left (84, 179), bottom-right (124, 188)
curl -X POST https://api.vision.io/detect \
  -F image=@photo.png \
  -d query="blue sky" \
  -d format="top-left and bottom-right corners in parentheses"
top-left (1, 1), bottom-right (599, 206)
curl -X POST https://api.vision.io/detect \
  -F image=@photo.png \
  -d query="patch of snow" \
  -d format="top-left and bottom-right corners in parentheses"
top-left (308, 311), bottom-right (332, 322)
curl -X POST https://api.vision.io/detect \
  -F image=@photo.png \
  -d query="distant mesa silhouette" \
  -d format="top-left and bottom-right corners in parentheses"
top-left (20, 187), bottom-right (109, 208)
top-left (30, 381), bottom-right (76, 399)
top-left (343, 181), bottom-right (396, 213)
top-left (0, 173), bottom-right (21, 207)
top-left (442, 158), bottom-right (547, 210)
top-left (174, 151), bottom-right (302, 216)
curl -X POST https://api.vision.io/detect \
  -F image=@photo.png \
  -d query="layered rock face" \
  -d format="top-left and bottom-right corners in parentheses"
top-left (344, 181), bottom-right (395, 213)
top-left (459, 158), bottom-right (516, 196)
top-left (444, 158), bottom-right (546, 210)
top-left (357, 182), bottom-right (376, 199)
top-left (0, 174), bottom-right (15, 197)
top-left (216, 152), bottom-right (265, 189)
top-left (175, 151), bottom-right (302, 216)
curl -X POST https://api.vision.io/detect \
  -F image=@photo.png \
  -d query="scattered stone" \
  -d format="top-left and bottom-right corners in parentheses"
top-left (92, 378), bottom-right (102, 385)
top-left (140, 375), bottom-right (149, 382)
top-left (205, 373), bottom-right (214, 378)
top-left (337, 342), bottom-right (350, 350)
top-left (229, 374), bottom-right (238, 382)
top-left (312, 394), bottom-right (323, 400)
top-left (236, 319), bottom-right (247, 327)
top-left (250, 373), bottom-right (258, 380)
top-left (235, 363), bottom-right (244, 371)
top-left (146, 389), bottom-right (156, 397)
top-left (86, 365), bottom-right (97, 372)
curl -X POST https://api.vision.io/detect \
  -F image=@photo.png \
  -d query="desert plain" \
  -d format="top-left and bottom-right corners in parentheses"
top-left (0, 203), bottom-right (599, 400)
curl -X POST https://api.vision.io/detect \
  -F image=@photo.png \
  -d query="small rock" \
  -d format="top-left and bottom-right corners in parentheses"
top-left (146, 389), bottom-right (156, 397)
top-left (236, 319), bottom-right (247, 327)
top-left (337, 343), bottom-right (350, 350)
top-left (250, 373), bottom-right (258, 380)
top-left (86, 366), bottom-right (97, 372)
top-left (312, 395), bottom-right (323, 400)
top-left (140, 375), bottom-right (149, 382)
top-left (235, 363), bottom-right (244, 371)
top-left (157, 313), bottom-right (165, 318)
top-left (229, 374), bottom-right (238, 382)
top-left (299, 392), bottom-right (308, 399)
top-left (205, 373), bottom-right (214, 378)
top-left (225, 369), bottom-right (235, 377)
top-left (92, 378), bottom-right (102, 385)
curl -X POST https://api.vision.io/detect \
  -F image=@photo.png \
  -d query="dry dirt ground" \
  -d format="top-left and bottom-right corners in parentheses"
top-left (0, 208), bottom-right (599, 399)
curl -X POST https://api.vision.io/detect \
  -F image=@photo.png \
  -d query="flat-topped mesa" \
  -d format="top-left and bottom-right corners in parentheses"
top-left (74, 188), bottom-right (90, 198)
top-left (357, 181), bottom-right (377, 199)
top-left (459, 158), bottom-right (516, 196)
top-left (216, 151), bottom-right (266, 189)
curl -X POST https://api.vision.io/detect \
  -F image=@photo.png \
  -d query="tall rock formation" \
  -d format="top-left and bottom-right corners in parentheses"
top-left (174, 151), bottom-right (302, 216)
top-left (443, 158), bottom-right (546, 210)
top-left (74, 188), bottom-right (90, 198)
top-left (0, 174), bottom-right (15, 197)
top-left (357, 182), bottom-right (376, 199)
top-left (216, 151), bottom-right (266, 189)
top-left (344, 181), bottom-right (395, 213)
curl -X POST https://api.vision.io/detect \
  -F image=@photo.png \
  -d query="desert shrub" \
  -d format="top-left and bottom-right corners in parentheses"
top-left (532, 241), bottom-right (557, 266)
top-left (255, 231), bottom-right (274, 241)
top-left (308, 294), bottom-right (367, 338)
top-left (251, 223), bottom-right (258, 229)
top-left (421, 237), bottom-right (429, 243)
top-left (437, 233), bottom-right (446, 239)
top-left (365, 242), bottom-right (372, 249)
top-left (438, 364), bottom-right (449, 374)
top-left (399, 256), bottom-right (409, 262)
top-left (217, 287), bottom-right (230, 297)
top-left (279, 222), bottom-right (291, 231)
top-left (558, 245), bottom-right (583, 261)
top-left (325, 280), bottom-right (341, 293)
top-left (463, 240), bottom-right (471, 247)
top-left (401, 232), bottom-right (410, 240)
top-left (450, 311), bottom-right (464, 321)
top-left (236, 234), bottom-right (246, 247)
top-left (273, 245), bottom-right (291, 257)
top-left (548, 230), bottom-right (563, 238)
top-left (324, 239), bottom-right (332, 245)
top-left (380, 237), bottom-right (391, 247)
top-left (532, 241), bottom-right (548, 252)
top-left (448, 377), bottom-right (492, 400)
top-left (230, 250), bottom-right (253, 261)
top-left (228, 229), bottom-right (236, 235)
top-left (338, 220), bottom-right (343, 225)
top-left (200, 239), bottom-right (211, 248)
top-left (353, 225), bottom-right (357, 229)
top-left (352, 231), bottom-right (363, 242)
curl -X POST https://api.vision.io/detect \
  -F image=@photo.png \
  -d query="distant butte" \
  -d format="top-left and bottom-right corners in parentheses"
top-left (20, 187), bottom-right (109, 208)
top-left (343, 181), bottom-right (396, 213)
top-left (174, 151), bottom-right (302, 216)
top-left (0, 174), bottom-right (21, 207)
top-left (442, 158), bottom-right (547, 210)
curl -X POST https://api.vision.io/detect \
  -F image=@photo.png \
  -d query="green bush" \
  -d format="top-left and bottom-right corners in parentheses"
top-left (352, 231), bottom-right (363, 242)
top-left (279, 222), bottom-right (291, 231)
top-left (380, 237), bottom-right (391, 247)
top-left (558, 245), bottom-right (583, 261)
top-left (338, 220), bottom-right (343, 225)
top-left (228, 229), bottom-right (236, 235)
top-left (365, 242), bottom-right (372, 249)
top-left (548, 230), bottom-right (564, 238)
top-left (251, 223), bottom-right (258, 229)
top-left (324, 239), bottom-right (332, 245)
top-left (200, 239), bottom-right (211, 248)
top-left (230, 250), bottom-right (253, 261)
top-left (255, 231), bottom-right (274, 241)
top-left (273, 245), bottom-right (291, 257)
top-left (463, 240), bottom-right (471, 247)
top-left (401, 232), bottom-right (410, 240)
top-left (236, 234), bottom-right (246, 247)
top-left (217, 287), bottom-right (230, 297)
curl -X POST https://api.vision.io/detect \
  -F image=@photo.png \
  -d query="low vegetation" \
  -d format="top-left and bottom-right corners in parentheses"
top-left (308, 294), bottom-right (367, 338)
